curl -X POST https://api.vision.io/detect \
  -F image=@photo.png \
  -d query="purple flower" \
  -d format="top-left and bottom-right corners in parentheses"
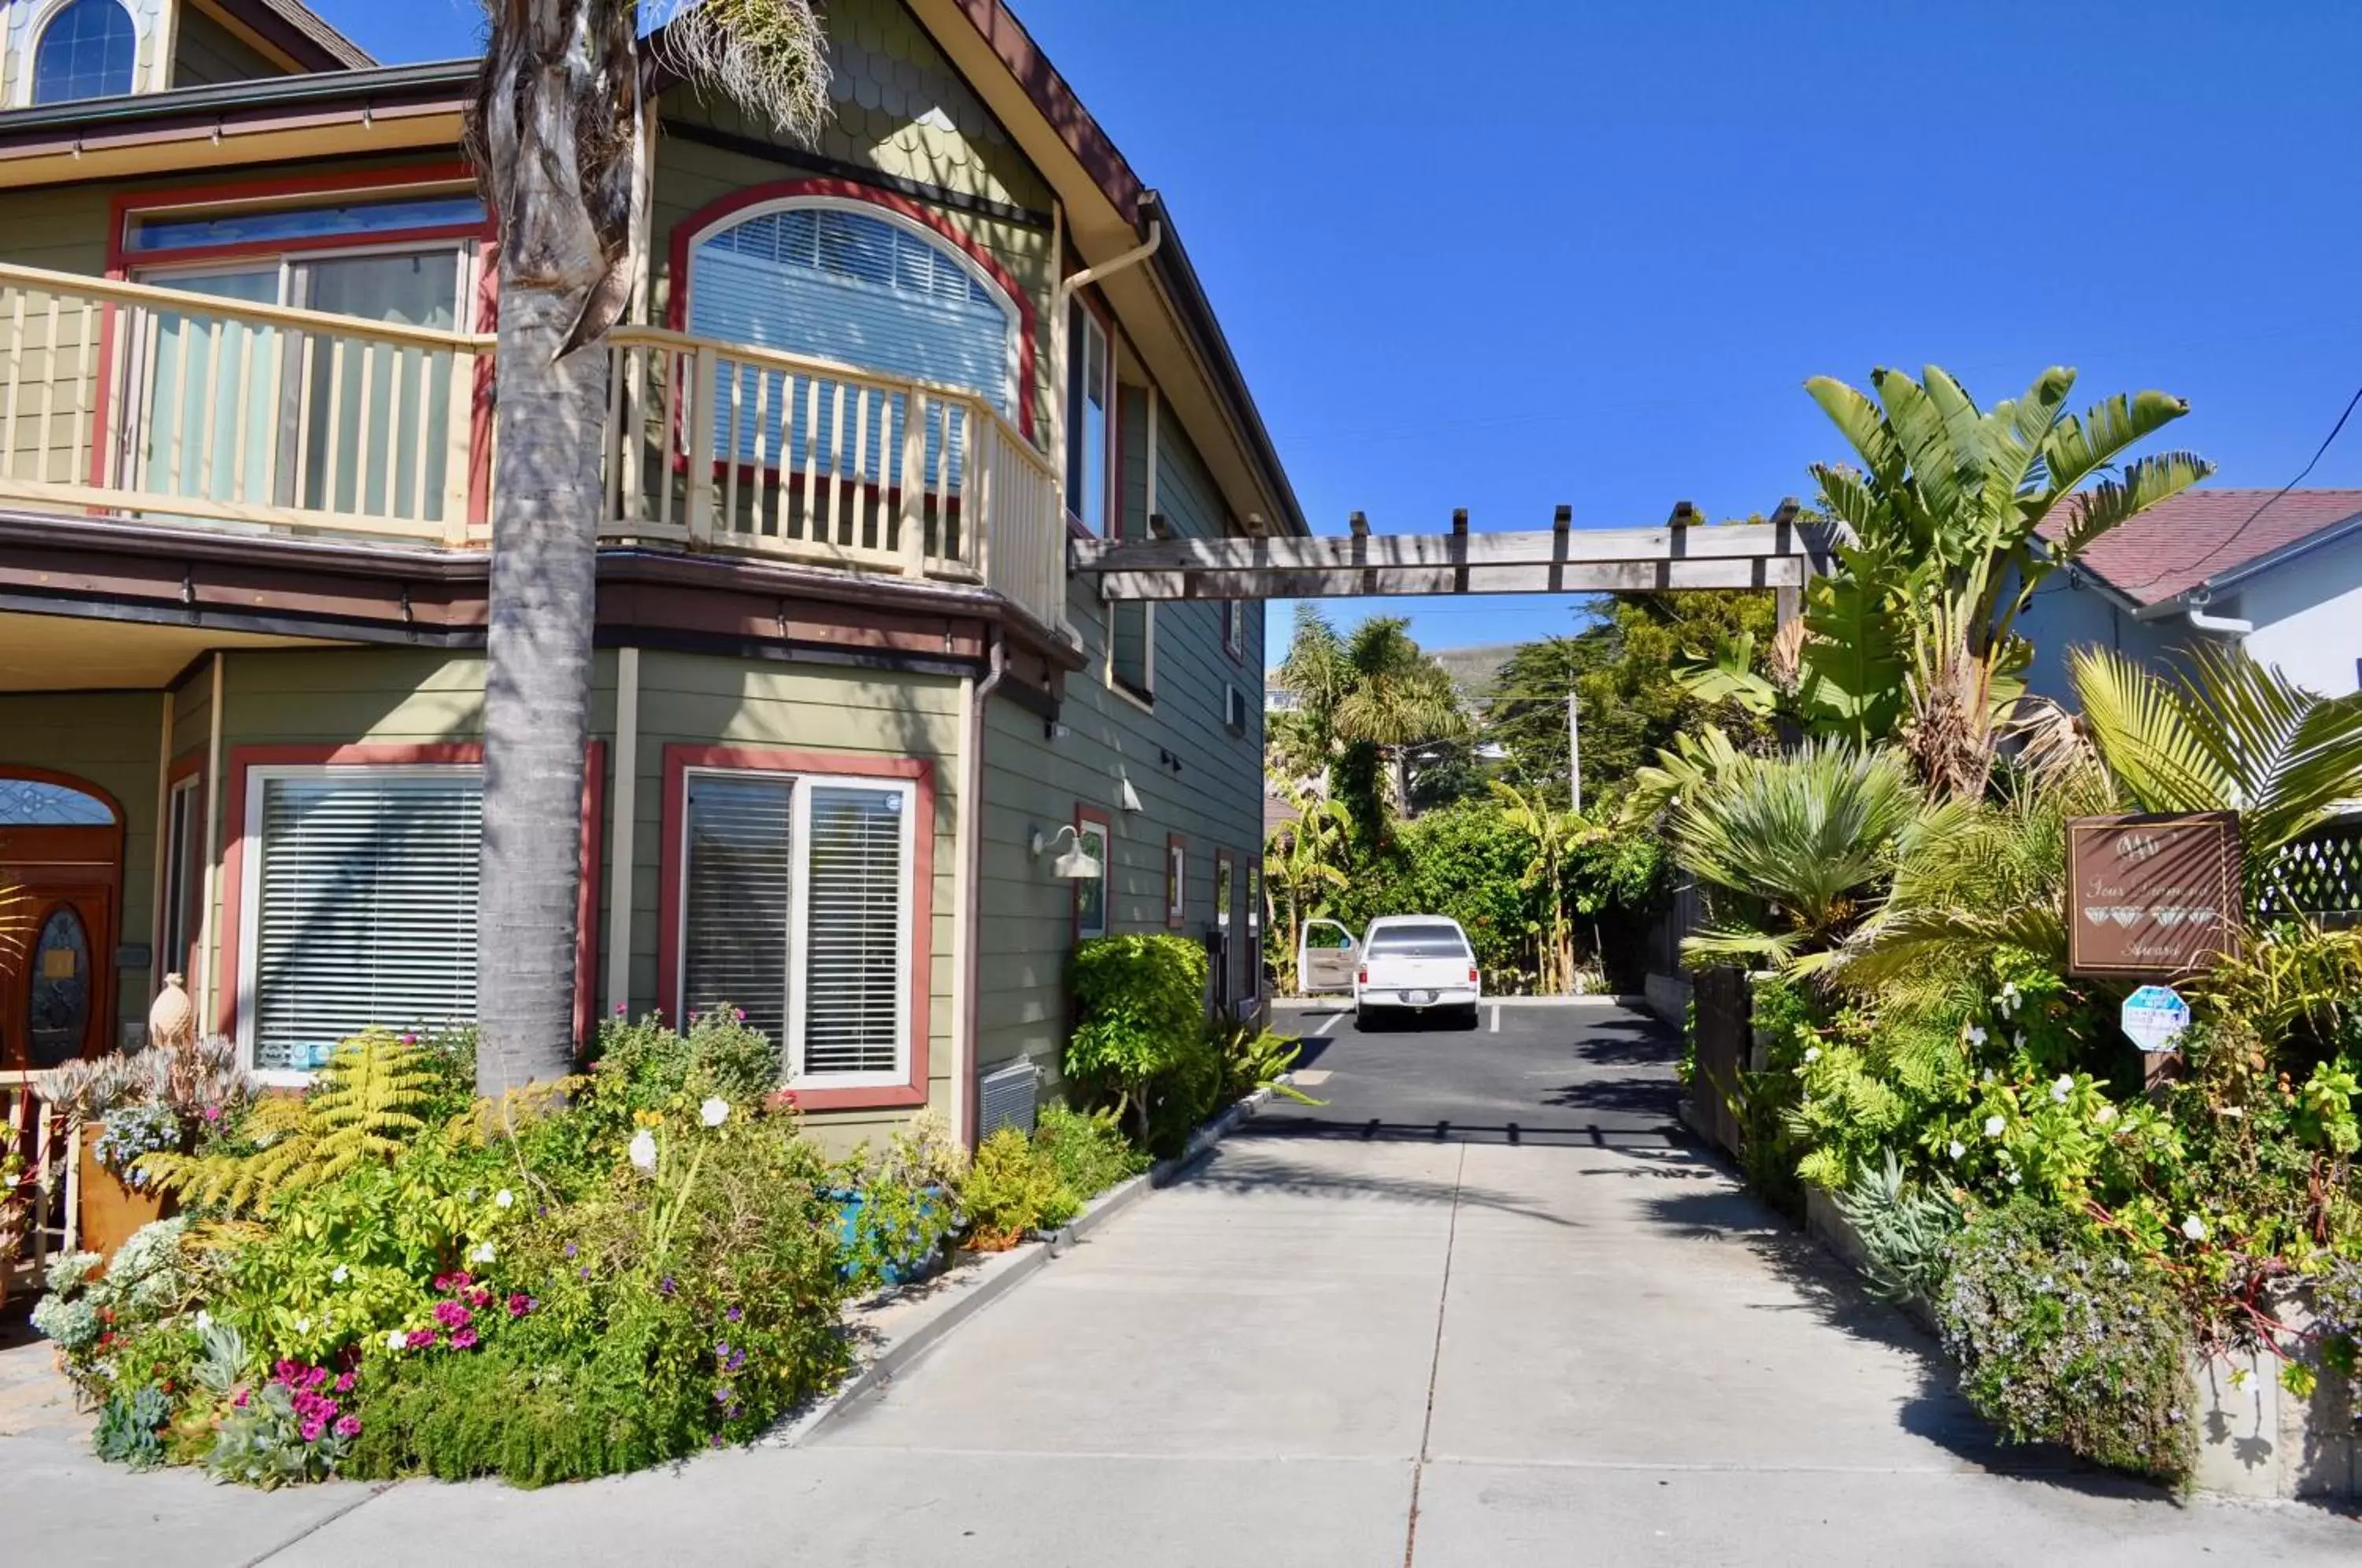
top-left (334, 1415), bottom-right (362, 1440)
top-left (724, 1306), bottom-right (742, 1323)
top-left (579, 1267), bottom-right (591, 1280)
top-left (451, 1327), bottom-right (479, 1351)
top-left (564, 1243), bottom-right (577, 1259)
top-left (658, 1277), bottom-right (677, 1298)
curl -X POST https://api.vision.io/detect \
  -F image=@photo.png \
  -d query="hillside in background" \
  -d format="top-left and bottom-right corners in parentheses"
top-left (1428, 642), bottom-right (1520, 701)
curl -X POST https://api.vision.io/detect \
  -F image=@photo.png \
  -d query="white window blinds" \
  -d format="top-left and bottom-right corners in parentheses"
top-left (251, 771), bottom-right (480, 1072)
top-left (800, 786), bottom-right (909, 1078)
top-left (682, 775), bottom-right (795, 1048)
top-left (679, 771), bottom-right (913, 1083)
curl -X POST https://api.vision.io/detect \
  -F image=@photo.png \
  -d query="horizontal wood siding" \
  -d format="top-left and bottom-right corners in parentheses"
top-left (172, 7), bottom-right (282, 87)
top-left (0, 691), bottom-right (162, 1045)
top-left (624, 649), bottom-right (964, 1150)
top-left (975, 406), bottom-right (1265, 1092)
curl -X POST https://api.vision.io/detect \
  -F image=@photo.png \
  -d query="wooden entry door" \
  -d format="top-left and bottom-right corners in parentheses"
top-left (0, 882), bottom-right (115, 1071)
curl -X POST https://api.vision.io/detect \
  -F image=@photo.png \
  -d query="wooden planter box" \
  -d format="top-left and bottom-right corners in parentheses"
top-left (76, 1124), bottom-right (173, 1262)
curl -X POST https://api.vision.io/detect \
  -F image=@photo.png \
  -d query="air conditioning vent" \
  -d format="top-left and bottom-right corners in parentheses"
top-left (978, 1059), bottom-right (1040, 1137)
top-left (1225, 684), bottom-right (1248, 735)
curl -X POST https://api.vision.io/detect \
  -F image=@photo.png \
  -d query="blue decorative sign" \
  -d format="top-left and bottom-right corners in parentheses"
top-left (2121, 984), bottom-right (2191, 1053)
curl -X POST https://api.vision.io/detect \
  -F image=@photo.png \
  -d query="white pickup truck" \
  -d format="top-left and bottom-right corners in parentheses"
top-left (1297, 915), bottom-right (1481, 1029)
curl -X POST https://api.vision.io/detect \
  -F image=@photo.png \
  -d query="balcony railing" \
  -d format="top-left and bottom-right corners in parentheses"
top-left (0, 263), bottom-right (1068, 634)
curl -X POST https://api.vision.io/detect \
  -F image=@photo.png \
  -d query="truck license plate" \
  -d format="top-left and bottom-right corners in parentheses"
top-left (1406, 989), bottom-right (1435, 1005)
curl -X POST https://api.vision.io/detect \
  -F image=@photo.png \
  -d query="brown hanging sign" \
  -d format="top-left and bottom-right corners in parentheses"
top-left (2067, 812), bottom-right (2242, 978)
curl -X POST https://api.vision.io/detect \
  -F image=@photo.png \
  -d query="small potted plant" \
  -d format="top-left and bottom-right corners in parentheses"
top-left (36, 1034), bottom-right (253, 1261)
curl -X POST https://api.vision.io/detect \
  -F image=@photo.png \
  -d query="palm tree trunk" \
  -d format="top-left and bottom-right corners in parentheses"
top-left (468, 2), bottom-right (627, 1093)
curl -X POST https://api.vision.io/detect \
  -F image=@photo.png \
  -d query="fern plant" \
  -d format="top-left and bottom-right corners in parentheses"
top-left (139, 1031), bottom-right (442, 1215)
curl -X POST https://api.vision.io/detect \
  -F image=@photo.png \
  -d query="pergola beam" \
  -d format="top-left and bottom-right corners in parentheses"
top-left (1071, 520), bottom-right (1835, 576)
top-left (1092, 555), bottom-right (1810, 602)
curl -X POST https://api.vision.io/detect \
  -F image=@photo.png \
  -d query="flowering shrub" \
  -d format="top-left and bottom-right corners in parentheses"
top-left (1935, 1198), bottom-right (2197, 1484)
top-left (94, 1103), bottom-right (186, 1186)
top-left (31, 1219), bottom-right (209, 1400)
top-left (206, 1359), bottom-right (362, 1488)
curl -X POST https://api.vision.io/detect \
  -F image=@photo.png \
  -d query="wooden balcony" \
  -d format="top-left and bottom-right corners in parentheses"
top-left (0, 264), bottom-right (1069, 637)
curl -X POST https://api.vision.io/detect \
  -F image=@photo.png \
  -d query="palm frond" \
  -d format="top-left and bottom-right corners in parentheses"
top-left (2068, 645), bottom-right (2231, 813)
top-left (2050, 450), bottom-right (2214, 555)
top-left (2038, 389), bottom-right (2198, 504)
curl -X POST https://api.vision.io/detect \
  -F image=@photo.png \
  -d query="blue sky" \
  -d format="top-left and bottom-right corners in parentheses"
top-left (321, 1), bottom-right (2362, 665)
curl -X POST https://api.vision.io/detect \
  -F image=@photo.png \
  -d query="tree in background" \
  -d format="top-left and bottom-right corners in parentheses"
top-left (1273, 608), bottom-right (1467, 845)
top-left (1486, 590), bottom-right (1777, 812)
top-left (1489, 780), bottom-right (1597, 994)
top-left (1263, 796), bottom-right (1351, 987)
top-left (465, 2), bottom-right (830, 1092)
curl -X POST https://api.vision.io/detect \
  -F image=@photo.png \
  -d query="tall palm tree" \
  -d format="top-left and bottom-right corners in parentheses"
top-left (465, 2), bottom-right (830, 1093)
top-left (1488, 779), bottom-right (1598, 993)
top-left (1273, 608), bottom-right (1465, 842)
top-left (1693, 366), bottom-right (2212, 801)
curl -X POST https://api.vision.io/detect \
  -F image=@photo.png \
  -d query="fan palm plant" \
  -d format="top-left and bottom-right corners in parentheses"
top-left (1666, 739), bottom-right (1941, 972)
top-left (465, 2), bottom-right (831, 1092)
top-left (1274, 608), bottom-right (1467, 839)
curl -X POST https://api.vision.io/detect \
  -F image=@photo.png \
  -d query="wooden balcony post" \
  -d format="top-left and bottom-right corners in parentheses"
top-left (683, 343), bottom-right (718, 547)
top-left (899, 389), bottom-right (927, 577)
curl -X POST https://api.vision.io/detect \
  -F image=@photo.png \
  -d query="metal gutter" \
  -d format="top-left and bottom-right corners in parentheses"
top-left (0, 59), bottom-right (476, 137)
top-left (1138, 190), bottom-right (1309, 538)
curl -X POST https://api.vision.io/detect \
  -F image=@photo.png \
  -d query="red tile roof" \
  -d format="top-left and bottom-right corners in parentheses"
top-left (2049, 488), bottom-right (2362, 608)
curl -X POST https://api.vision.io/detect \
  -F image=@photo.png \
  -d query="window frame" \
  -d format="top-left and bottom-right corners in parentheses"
top-left (27, 0), bottom-right (139, 108)
top-left (158, 767), bottom-right (202, 985)
top-left (673, 184), bottom-right (1031, 432)
top-left (1221, 595), bottom-right (1247, 662)
top-left (1165, 834), bottom-right (1187, 930)
top-left (657, 744), bottom-right (935, 1111)
top-left (234, 760), bottom-right (484, 1087)
top-left (673, 764), bottom-right (916, 1093)
top-left (1073, 802), bottom-right (1112, 942)
top-left (1064, 292), bottom-right (1116, 536)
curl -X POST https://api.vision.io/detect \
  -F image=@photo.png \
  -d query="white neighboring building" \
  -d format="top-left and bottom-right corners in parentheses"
top-left (2024, 489), bottom-right (2362, 701)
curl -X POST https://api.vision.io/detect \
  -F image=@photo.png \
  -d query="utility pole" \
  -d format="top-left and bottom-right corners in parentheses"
top-left (1567, 686), bottom-right (1582, 817)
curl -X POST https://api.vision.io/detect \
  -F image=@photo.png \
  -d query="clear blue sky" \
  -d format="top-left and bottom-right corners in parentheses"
top-left (321, 1), bottom-right (2362, 666)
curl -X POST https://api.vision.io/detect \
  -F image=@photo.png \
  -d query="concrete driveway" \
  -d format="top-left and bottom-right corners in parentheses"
top-left (9, 1000), bottom-right (2356, 1563)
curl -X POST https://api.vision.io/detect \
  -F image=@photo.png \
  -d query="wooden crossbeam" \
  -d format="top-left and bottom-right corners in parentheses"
top-left (1070, 520), bottom-right (1834, 575)
top-left (1090, 555), bottom-right (1811, 602)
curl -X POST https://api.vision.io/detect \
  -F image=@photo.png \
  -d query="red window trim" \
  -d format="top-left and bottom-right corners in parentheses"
top-left (1072, 801), bottom-right (1113, 942)
top-left (94, 161), bottom-right (498, 531)
top-left (655, 744), bottom-right (936, 1113)
top-left (213, 741), bottom-right (605, 1055)
top-left (1165, 831), bottom-right (1187, 930)
top-left (665, 176), bottom-right (1038, 442)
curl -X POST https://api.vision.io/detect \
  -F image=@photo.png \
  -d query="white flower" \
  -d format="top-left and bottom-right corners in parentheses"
top-left (194, 1310), bottom-right (212, 1329)
top-left (2050, 1074), bottom-right (2075, 1104)
top-left (331, 1264), bottom-right (350, 1285)
top-left (1802, 1046), bottom-right (1822, 1064)
top-left (471, 1241), bottom-right (496, 1265)
top-left (387, 1329), bottom-right (408, 1352)
top-left (2013, 1031), bottom-right (2026, 1051)
top-left (1980, 1068), bottom-right (1995, 1085)
top-left (1966, 1025), bottom-right (1988, 1048)
top-left (295, 1316), bottom-right (312, 1334)
top-left (700, 1097), bottom-right (730, 1128)
top-left (628, 1130), bottom-right (658, 1172)
top-left (2094, 1104), bottom-right (2116, 1125)
top-left (2007, 1170), bottom-right (2022, 1186)
top-left (1947, 1140), bottom-right (1965, 1161)
top-left (1983, 1115), bottom-right (2006, 1138)
top-left (2181, 1215), bottom-right (2208, 1242)
top-left (494, 1189), bottom-right (514, 1210)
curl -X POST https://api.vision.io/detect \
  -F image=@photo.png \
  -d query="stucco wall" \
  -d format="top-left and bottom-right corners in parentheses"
top-left (2017, 579), bottom-right (2194, 704)
top-left (2235, 541), bottom-right (2362, 697)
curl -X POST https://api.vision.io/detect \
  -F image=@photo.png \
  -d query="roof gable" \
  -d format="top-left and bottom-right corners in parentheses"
top-left (2048, 488), bottom-right (2362, 607)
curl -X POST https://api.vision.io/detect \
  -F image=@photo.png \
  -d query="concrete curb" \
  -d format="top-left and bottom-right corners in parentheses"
top-left (771, 1085), bottom-right (1275, 1448)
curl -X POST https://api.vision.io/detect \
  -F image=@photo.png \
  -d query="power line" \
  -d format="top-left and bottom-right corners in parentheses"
top-left (2112, 381), bottom-right (2362, 594)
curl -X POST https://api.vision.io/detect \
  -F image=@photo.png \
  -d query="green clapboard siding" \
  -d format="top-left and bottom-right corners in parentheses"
top-left (172, 7), bottom-right (283, 87)
top-left (975, 405), bottom-right (1267, 1093)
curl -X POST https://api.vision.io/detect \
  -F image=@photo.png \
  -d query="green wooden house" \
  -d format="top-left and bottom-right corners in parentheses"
top-left (0, 0), bottom-right (1300, 1148)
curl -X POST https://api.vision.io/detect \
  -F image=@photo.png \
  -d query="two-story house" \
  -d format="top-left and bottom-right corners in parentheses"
top-left (0, 0), bottom-right (1300, 1148)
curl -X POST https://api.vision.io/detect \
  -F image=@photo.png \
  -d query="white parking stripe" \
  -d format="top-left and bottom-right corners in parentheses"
top-left (1490, 1004), bottom-right (1501, 1032)
top-left (1315, 1011), bottom-right (1345, 1036)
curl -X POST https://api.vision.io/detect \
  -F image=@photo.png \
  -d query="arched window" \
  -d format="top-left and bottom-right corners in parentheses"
top-left (31, 0), bottom-right (138, 105)
top-left (0, 776), bottom-right (116, 825)
top-left (689, 201), bottom-right (1016, 412)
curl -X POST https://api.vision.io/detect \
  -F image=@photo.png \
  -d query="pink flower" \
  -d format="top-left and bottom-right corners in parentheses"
top-left (300, 1419), bottom-right (325, 1443)
top-left (202, 1104), bottom-right (223, 1122)
top-left (405, 1329), bottom-right (436, 1350)
top-left (613, 1000), bottom-right (627, 1015)
top-left (334, 1415), bottom-right (361, 1439)
top-left (506, 1292), bottom-right (534, 1318)
top-left (451, 1328), bottom-right (478, 1351)
top-left (433, 1300), bottom-right (472, 1330)
top-left (335, 1372), bottom-right (354, 1393)
top-left (232, 1389), bottom-right (250, 1408)
top-left (466, 1286), bottom-right (491, 1309)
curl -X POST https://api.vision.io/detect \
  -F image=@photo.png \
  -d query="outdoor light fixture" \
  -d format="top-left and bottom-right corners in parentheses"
top-left (1031, 825), bottom-right (1102, 881)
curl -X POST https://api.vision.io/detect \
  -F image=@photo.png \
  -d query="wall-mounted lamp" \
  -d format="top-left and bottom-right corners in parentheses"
top-left (1031, 824), bottom-right (1102, 881)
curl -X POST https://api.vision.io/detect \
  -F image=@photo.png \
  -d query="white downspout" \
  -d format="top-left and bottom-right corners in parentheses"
top-left (953, 630), bottom-right (1009, 1149)
top-left (1050, 213), bottom-right (1165, 495)
top-left (2186, 606), bottom-right (2253, 637)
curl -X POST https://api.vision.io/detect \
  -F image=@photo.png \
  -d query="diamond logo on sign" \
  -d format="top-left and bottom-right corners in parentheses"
top-left (2121, 985), bottom-right (2191, 1054)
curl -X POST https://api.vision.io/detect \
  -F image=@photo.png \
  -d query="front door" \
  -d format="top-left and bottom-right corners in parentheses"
top-left (0, 773), bottom-right (123, 1072)
top-left (1298, 919), bottom-right (1359, 995)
